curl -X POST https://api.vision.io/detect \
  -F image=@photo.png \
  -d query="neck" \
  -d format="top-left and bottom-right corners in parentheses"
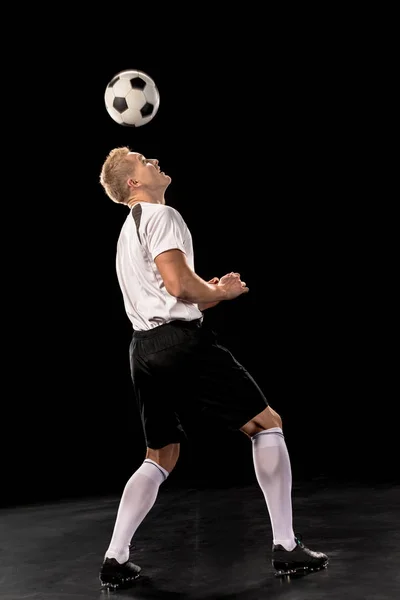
top-left (127, 198), bottom-right (141, 209)
top-left (126, 196), bottom-right (164, 209)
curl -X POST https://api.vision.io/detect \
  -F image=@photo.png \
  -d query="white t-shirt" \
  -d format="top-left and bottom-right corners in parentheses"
top-left (116, 202), bottom-right (203, 331)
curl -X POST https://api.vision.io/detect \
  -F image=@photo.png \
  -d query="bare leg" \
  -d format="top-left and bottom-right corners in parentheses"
top-left (240, 406), bottom-right (282, 437)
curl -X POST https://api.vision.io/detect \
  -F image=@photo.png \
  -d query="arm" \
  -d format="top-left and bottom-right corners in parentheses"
top-left (198, 277), bottom-right (220, 311)
top-left (147, 208), bottom-right (248, 303)
top-left (155, 250), bottom-right (227, 304)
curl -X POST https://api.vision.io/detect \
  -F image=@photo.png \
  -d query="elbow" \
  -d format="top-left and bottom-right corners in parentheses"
top-left (164, 278), bottom-right (184, 299)
top-left (162, 270), bottom-right (194, 300)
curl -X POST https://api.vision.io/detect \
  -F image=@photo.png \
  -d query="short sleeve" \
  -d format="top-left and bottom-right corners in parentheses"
top-left (146, 207), bottom-right (187, 260)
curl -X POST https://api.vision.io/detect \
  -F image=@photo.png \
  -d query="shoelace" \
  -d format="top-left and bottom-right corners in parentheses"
top-left (295, 534), bottom-right (305, 548)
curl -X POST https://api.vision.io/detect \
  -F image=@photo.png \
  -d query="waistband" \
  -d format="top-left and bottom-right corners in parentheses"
top-left (132, 318), bottom-right (203, 339)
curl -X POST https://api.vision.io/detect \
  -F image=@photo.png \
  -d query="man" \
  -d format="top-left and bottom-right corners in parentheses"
top-left (98, 147), bottom-right (328, 590)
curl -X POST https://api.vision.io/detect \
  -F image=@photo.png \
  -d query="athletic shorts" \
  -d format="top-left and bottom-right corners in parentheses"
top-left (129, 318), bottom-right (268, 449)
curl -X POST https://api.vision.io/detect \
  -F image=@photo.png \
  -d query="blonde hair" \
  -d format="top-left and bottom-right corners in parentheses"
top-left (99, 146), bottom-right (135, 204)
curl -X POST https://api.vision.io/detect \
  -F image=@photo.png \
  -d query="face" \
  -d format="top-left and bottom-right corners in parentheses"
top-left (127, 152), bottom-right (171, 190)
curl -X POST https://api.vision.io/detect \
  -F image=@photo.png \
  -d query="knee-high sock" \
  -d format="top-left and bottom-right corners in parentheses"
top-left (105, 459), bottom-right (169, 563)
top-left (252, 427), bottom-right (296, 551)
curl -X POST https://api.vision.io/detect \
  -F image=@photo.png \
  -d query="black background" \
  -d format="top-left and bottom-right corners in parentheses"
top-left (3, 12), bottom-right (394, 508)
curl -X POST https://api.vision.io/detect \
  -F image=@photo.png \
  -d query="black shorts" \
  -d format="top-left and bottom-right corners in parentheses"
top-left (129, 318), bottom-right (268, 449)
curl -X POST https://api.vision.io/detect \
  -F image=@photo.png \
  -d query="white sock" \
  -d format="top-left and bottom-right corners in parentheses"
top-left (105, 459), bottom-right (169, 564)
top-left (252, 427), bottom-right (296, 551)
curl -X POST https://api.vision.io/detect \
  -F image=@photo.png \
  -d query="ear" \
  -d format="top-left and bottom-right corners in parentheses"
top-left (127, 178), bottom-right (140, 190)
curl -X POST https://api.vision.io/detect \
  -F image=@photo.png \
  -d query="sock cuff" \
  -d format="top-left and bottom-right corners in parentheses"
top-left (142, 459), bottom-right (169, 483)
top-left (251, 427), bottom-right (284, 446)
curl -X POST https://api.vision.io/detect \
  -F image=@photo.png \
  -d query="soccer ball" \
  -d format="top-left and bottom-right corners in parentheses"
top-left (104, 69), bottom-right (160, 127)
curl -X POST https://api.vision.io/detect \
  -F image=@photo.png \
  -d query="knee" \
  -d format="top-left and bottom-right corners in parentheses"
top-left (269, 409), bottom-right (283, 429)
top-left (258, 407), bottom-right (282, 431)
top-left (146, 443), bottom-right (180, 474)
top-left (240, 406), bottom-right (283, 437)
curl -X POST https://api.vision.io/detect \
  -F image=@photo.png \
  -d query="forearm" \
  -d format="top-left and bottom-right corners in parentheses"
top-left (198, 300), bottom-right (219, 311)
top-left (175, 272), bottom-right (226, 304)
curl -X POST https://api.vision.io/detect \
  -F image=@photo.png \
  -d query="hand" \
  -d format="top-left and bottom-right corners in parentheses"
top-left (218, 272), bottom-right (249, 300)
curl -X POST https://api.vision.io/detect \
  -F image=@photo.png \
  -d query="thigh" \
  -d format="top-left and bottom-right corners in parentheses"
top-left (129, 329), bottom-right (192, 449)
top-left (136, 379), bottom-right (186, 450)
top-left (191, 333), bottom-right (269, 431)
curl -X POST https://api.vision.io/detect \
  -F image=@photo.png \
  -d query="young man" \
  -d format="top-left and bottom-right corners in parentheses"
top-left (98, 147), bottom-right (328, 590)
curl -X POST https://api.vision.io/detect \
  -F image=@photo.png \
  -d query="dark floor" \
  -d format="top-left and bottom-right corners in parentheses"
top-left (1, 480), bottom-right (399, 600)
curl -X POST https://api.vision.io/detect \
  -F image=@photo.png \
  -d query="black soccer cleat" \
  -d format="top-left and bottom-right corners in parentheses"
top-left (99, 557), bottom-right (142, 590)
top-left (272, 535), bottom-right (328, 577)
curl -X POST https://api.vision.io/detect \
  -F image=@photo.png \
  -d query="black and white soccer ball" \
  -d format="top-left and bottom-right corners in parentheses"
top-left (104, 70), bottom-right (160, 127)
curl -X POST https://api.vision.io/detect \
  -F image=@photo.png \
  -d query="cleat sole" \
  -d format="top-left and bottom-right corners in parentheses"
top-left (99, 572), bottom-right (141, 590)
top-left (274, 559), bottom-right (329, 577)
